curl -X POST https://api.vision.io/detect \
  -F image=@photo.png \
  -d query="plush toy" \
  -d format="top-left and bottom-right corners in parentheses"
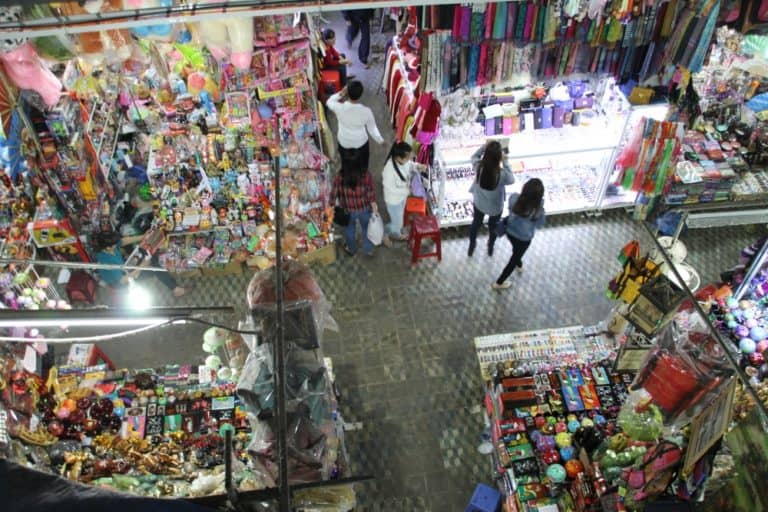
top-left (197, 1), bottom-right (254, 70)
top-left (59, 0), bottom-right (131, 65)
top-left (0, 43), bottom-right (62, 107)
top-left (122, 0), bottom-right (176, 41)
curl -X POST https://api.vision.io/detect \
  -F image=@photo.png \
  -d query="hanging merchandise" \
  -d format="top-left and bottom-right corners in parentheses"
top-left (0, 11), bottom-right (336, 275)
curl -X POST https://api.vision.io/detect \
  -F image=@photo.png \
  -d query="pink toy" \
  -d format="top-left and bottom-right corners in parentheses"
top-left (1, 43), bottom-right (62, 107)
top-left (197, 1), bottom-right (254, 70)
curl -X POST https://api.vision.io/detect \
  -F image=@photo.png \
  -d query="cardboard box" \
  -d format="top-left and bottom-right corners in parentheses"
top-left (201, 260), bottom-right (243, 277)
top-left (298, 243), bottom-right (336, 266)
top-left (171, 268), bottom-right (202, 279)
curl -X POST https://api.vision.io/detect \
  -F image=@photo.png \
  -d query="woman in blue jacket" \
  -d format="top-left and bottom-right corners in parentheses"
top-left (468, 140), bottom-right (514, 257)
top-left (493, 178), bottom-right (545, 290)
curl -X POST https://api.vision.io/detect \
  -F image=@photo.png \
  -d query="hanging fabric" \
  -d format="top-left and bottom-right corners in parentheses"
top-left (494, 2), bottom-right (508, 40)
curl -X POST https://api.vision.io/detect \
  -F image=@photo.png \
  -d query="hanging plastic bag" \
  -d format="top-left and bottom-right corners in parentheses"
top-left (367, 212), bottom-right (384, 246)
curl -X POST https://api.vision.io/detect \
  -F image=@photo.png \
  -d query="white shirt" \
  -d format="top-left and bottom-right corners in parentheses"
top-left (382, 158), bottom-right (412, 204)
top-left (326, 92), bottom-right (384, 149)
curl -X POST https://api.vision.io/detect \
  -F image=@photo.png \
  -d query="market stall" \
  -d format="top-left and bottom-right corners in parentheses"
top-left (468, 230), bottom-right (768, 512)
top-left (0, 262), bottom-right (356, 510)
top-left (0, 9), bottom-right (336, 282)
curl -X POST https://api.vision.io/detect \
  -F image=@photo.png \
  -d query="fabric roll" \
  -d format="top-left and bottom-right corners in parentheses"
top-left (443, 35), bottom-right (452, 92)
top-left (494, 2), bottom-right (508, 40)
top-left (485, 3), bottom-right (496, 40)
top-left (460, 6), bottom-right (472, 41)
top-left (460, 46), bottom-right (468, 85)
top-left (506, 1), bottom-right (517, 40)
top-left (468, 44), bottom-right (480, 87)
top-left (515, 2), bottom-right (527, 40)
top-left (471, 10), bottom-right (485, 42)
top-left (477, 43), bottom-right (489, 86)
top-left (523, 2), bottom-right (535, 41)
top-left (452, 4), bottom-right (463, 40)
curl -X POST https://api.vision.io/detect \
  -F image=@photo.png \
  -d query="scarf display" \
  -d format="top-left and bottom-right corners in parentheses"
top-left (420, 0), bottom-right (721, 93)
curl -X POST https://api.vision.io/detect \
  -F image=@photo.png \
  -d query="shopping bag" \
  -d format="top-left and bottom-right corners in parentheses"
top-left (333, 206), bottom-right (350, 227)
top-left (411, 173), bottom-right (427, 198)
top-left (367, 212), bottom-right (384, 246)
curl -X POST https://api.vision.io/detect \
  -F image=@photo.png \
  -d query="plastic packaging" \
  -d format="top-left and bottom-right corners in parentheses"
top-left (247, 260), bottom-right (338, 350)
top-left (293, 484), bottom-right (357, 511)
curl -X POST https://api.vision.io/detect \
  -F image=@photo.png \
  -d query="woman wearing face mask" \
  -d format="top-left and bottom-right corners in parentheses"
top-left (381, 141), bottom-right (417, 246)
top-left (468, 140), bottom-right (515, 257)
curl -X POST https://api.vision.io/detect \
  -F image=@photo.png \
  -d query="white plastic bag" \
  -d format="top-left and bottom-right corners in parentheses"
top-left (367, 212), bottom-right (384, 246)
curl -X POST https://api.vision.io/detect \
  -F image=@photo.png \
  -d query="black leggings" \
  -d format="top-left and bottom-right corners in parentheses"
top-left (496, 235), bottom-right (531, 285)
top-left (468, 205), bottom-right (501, 250)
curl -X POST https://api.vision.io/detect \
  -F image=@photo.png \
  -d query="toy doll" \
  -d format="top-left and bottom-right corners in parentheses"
top-left (236, 172), bottom-right (250, 198)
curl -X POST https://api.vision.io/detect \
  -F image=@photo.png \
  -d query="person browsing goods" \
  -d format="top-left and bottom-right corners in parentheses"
top-left (326, 80), bottom-right (384, 174)
top-left (381, 141), bottom-right (425, 246)
top-left (492, 178), bottom-right (546, 290)
top-left (322, 28), bottom-right (352, 86)
top-left (468, 140), bottom-right (515, 257)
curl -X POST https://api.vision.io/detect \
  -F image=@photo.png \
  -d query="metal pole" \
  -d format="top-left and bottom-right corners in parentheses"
top-left (272, 149), bottom-right (291, 512)
top-left (0, 258), bottom-right (168, 272)
top-left (640, 221), bottom-right (768, 422)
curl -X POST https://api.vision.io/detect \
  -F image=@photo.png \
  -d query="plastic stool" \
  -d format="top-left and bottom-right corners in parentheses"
top-left (403, 196), bottom-right (427, 228)
top-left (465, 483), bottom-right (501, 512)
top-left (319, 69), bottom-right (342, 101)
top-left (408, 215), bottom-right (441, 264)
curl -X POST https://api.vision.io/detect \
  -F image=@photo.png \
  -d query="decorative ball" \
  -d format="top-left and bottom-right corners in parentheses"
top-left (542, 449), bottom-right (560, 464)
top-left (537, 435), bottom-right (556, 451)
top-left (725, 313), bottom-right (735, 322)
top-left (21, 287), bottom-right (32, 296)
top-left (535, 416), bottom-right (546, 429)
top-left (735, 325), bottom-right (750, 338)
top-left (35, 277), bottom-right (51, 289)
top-left (739, 300), bottom-right (753, 310)
top-left (205, 355), bottom-right (222, 369)
top-left (68, 409), bottom-right (85, 424)
top-left (56, 407), bottom-right (71, 420)
top-left (555, 432), bottom-right (572, 448)
top-left (727, 320), bottom-right (738, 329)
top-left (726, 298), bottom-right (739, 309)
top-left (746, 318), bottom-right (759, 329)
top-left (546, 464), bottom-right (567, 483)
top-left (83, 418), bottom-right (99, 432)
top-left (565, 459), bottom-right (585, 479)
top-left (581, 418), bottom-right (594, 428)
top-left (560, 446), bottom-right (575, 461)
top-left (45, 299), bottom-right (57, 309)
top-left (593, 414), bottom-right (607, 427)
top-left (750, 327), bottom-right (767, 341)
top-left (555, 421), bottom-right (568, 433)
top-left (568, 419), bottom-right (581, 433)
top-left (542, 423), bottom-right (555, 435)
top-left (740, 338), bottom-right (757, 354)
top-left (567, 414), bottom-right (578, 422)
top-left (546, 416), bottom-right (558, 426)
top-left (217, 367), bottom-right (233, 380)
top-left (757, 340), bottom-right (768, 353)
top-left (749, 351), bottom-right (764, 366)
top-left (77, 397), bottom-right (91, 410)
top-left (744, 309), bottom-right (756, 320)
top-left (530, 430), bottom-right (543, 444)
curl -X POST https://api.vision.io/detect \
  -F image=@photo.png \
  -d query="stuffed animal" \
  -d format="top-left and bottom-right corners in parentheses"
top-left (59, 0), bottom-right (131, 65)
top-left (0, 43), bottom-right (62, 107)
top-left (122, 0), bottom-right (176, 41)
top-left (197, 1), bottom-right (254, 70)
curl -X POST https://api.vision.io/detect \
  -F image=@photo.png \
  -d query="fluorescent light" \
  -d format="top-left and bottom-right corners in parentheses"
top-left (0, 317), bottom-right (172, 328)
top-left (127, 280), bottom-right (151, 310)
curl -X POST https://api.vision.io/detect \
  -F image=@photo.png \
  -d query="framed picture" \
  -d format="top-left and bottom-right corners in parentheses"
top-left (682, 377), bottom-right (737, 476)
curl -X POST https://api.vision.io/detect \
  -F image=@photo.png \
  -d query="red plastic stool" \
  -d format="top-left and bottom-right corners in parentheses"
top-left (319, 69), bottom-right (342, 101)
top-left (404, 196), bottom-right (427, 228)
top-left (408, 215), bottom-right (441, 264)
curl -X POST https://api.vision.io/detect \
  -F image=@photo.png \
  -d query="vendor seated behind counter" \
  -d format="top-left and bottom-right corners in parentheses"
top-left (93, 231), bottom-right (187, 299)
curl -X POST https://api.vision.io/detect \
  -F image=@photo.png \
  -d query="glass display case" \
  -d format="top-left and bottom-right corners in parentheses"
top-left (430, 89), bottom-right (669, 227)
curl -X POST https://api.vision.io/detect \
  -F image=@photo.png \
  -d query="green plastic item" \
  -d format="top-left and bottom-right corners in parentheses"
top-left (219, 423), bottom-right (236, 437)
top-left (306, 221), bottom-right (319, 239)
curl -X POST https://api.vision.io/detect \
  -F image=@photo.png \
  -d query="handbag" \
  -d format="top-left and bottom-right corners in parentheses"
top-left (333, 206), bottom-right (350, 227)
top-left (495, 216), bottom-right (508, 237)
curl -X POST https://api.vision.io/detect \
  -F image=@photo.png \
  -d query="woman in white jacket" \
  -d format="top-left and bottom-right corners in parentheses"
top-left (381, 142), bottom-right (417, 245)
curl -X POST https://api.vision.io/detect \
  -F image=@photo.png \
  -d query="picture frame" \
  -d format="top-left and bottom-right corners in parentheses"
top-left (682, 377), bottom-right (737, 477)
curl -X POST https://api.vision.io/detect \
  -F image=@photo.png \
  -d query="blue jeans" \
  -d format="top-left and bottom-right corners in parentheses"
top-left (345, 208), bottom-right (372, 255)
top-left (385, 200), bottom-right (406, 237)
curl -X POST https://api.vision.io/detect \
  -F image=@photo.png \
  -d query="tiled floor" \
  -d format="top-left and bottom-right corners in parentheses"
top-left (85, 12), bottom-right (768, 511)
